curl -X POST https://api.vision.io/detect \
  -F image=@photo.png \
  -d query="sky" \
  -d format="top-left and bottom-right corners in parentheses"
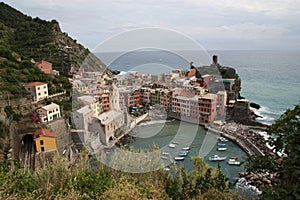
top-left (3, 0), bottom-right (300, 51)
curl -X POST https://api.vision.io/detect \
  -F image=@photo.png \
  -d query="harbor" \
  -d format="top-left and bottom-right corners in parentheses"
top-left (127, 119), bottom-right (248, 181)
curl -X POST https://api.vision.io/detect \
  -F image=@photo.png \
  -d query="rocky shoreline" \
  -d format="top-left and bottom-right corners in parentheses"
top-left (239, 170), bottom-right (279, 191)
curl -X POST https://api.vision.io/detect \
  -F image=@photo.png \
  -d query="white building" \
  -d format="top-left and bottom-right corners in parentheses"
top-left (36, 102), bottom-right (61, 123)
top-left (96, 110), bottom-right (125, 144)
top-left (25, 82), bottom-right (48, 102)
top-left (78, 95), bottom-right (100, 116)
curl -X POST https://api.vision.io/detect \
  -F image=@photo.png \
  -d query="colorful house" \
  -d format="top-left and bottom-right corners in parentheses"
top-left (25, 82), bottom-right (48, 102)
top-left (36, 102), bottom-right (61, 123)
top-left (34, 128), bottom-right (57, 153)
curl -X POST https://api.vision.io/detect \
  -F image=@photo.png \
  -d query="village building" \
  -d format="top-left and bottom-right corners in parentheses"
top-left (36, 60), bottom-right (59, 75)
top-left (36, 102), bottom-right (61, 123)
top-left (78, 95), bottom-right (100, 115)
top-left (25, 82), bottom-right (48, 102)
top-left (96, 110), bottom-right (125, 144)
top-left (34, 128), bottom-right (57, 153)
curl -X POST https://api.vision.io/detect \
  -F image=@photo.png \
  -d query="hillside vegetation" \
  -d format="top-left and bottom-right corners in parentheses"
top-left (0, 2), bottom-right (107, 99)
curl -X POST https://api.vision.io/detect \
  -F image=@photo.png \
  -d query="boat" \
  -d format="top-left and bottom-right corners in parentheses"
top-left (179, 151), bottom-right (188, 157)
top-left (161, 155), bottom-right (168, 160)
top-left (162, 152), bottom-right (170, 156)
top-left (217, 147), bottom-right (227, 151)
top-left (168, 143), bottom-right (176, 148)
top-left (172, 141), bottom-right (180, 145)
top-left (164, 167), bottom-right (170, 172)
top-left (182, 146), bottom-right (190, 150)
top-left (174, 156), bottom-right (185, 161)
top-left (217, 143), bottom-right (226, 147)
top-left (209, 155), bottom-right (227, 161)
top-left (217, 137), bottom-right (228, 142)
top-left (227, 157), bottom-right (242, 165)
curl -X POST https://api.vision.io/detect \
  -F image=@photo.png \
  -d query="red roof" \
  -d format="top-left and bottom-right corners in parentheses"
top-left (34, 128), bottom-right (56, 138)
top-left (25, 82), bottom-right (46, 87)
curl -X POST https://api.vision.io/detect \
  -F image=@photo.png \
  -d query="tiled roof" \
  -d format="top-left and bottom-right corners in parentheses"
top-left (40, 102), bottom-right (60, 111)
top-left (34, 128), bottom-right (56, 138)
top-left (25, 82), bottom-right (46, 87)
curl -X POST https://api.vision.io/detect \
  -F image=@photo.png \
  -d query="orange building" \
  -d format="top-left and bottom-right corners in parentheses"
top-left (34, 129), bottom-right (57, 153)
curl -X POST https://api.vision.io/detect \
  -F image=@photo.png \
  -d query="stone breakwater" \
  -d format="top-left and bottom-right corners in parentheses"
top-left (209, 122), bottom-right (280, 191)
top-left (206, 122), bottom-right (271, 156)
top-left (239, 170), bottom-right (279, 191)
top-left (220, 123), bottom-right (274, 156)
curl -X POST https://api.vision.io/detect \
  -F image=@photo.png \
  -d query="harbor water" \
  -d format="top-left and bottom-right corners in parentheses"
top-left (128, 119), bottom-right (247, 182)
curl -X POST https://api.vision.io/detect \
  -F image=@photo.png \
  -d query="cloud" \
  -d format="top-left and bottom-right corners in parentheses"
top-left (2, 0), bottom-right (300, 50)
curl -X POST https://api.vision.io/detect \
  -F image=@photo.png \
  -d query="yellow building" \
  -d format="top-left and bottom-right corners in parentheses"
top-left (34, 129), bottom-right (57, 153)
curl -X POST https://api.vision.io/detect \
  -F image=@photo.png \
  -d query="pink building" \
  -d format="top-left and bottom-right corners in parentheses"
top-left (171, 88), bottom-right (218, 123)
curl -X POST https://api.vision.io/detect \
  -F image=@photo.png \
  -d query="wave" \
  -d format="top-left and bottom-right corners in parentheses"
top-left (259, 106), bottom-right (283, 115)
top-left (138, 119), bottom-right (175, 126)
top-left (235, 178), bottom-right (262, 196)
top-left (118, 71), bottom-right (128, 76)
top-left (254, 105), bottom-right (283, 125)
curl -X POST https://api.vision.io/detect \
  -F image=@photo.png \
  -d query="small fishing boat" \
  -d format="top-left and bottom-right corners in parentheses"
top-left (217, 147), bottom-right (227, 151)
top-left (164, 167), bottom-right (170, 172)
top-left (182, 146), bottom-right (190, 150)
top-left (174, 156), bottom-right (185, 161)
top-left (179, 151), bottom-right (188, 157)
top-left (168, 143), bottom-right (176, 148)
top-left (161, 155), bottom-right (168, 160)
top-left (217, 137), bottom-right (228, 142)
top-left (227, 157), bottom-right (242, 165)
top-left (209, 155), bottom-right (227, 161)
top-left (217, 143), bottom-right (226, 147)
top-left (162, 152), bottom-right (169, 156)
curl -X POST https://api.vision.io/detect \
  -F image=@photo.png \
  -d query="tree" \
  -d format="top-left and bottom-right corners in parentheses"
top-left (263, 104), bottom-right (300, 199)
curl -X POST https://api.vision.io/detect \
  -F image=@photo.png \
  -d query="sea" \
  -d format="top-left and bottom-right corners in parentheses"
top-left (95, 50), bottom-right (300, 196)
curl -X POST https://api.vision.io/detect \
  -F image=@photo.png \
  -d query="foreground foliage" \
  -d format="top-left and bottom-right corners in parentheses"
top-left (246, 104), bottom-right (300, 199)
top-left (0, 153), bottom-right (243, 199)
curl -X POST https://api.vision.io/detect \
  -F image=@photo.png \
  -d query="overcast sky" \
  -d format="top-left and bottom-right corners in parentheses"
top-left (3, 0), bottom-right (300, 51)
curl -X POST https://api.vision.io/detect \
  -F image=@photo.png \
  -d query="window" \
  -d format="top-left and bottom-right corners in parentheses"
top-left (41, 146), bottom-right (45, 152)
top-left (44, 91), bottom-right (47, 95)
top-left (40, 140), bottom-right (44, 145)
top-left (37, 87), bottom-right (40, 90)
top-left (44, 85), bottom-right (47, 89)
top-left (38, 93), bottom-right (41, 96)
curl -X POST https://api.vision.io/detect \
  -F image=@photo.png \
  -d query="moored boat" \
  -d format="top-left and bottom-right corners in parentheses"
top-left (164, 167), bottom-right (170, 172)
top-left (209, 155), bottom-right (227, 161)
top-left (217, 143), bottom-right (226, 146)
top-left (217, 137), bottom-right (228, 142)
top-left (182, 146), bottom-right (190, 150)
top-left (162, 152), bottom-right (169, 156)
top-left (174, 156), bottom-right (185, 161)
top-left (179, 150), bottom-right (189, 157)
top-left (168, 143), bottom-right (176, 148)
top-left (161, 155), bottom-right (168, 160)
top-left (227, 156), bottom-right (242, 165)
top-left (217, 147), bottom-right (227, 151)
